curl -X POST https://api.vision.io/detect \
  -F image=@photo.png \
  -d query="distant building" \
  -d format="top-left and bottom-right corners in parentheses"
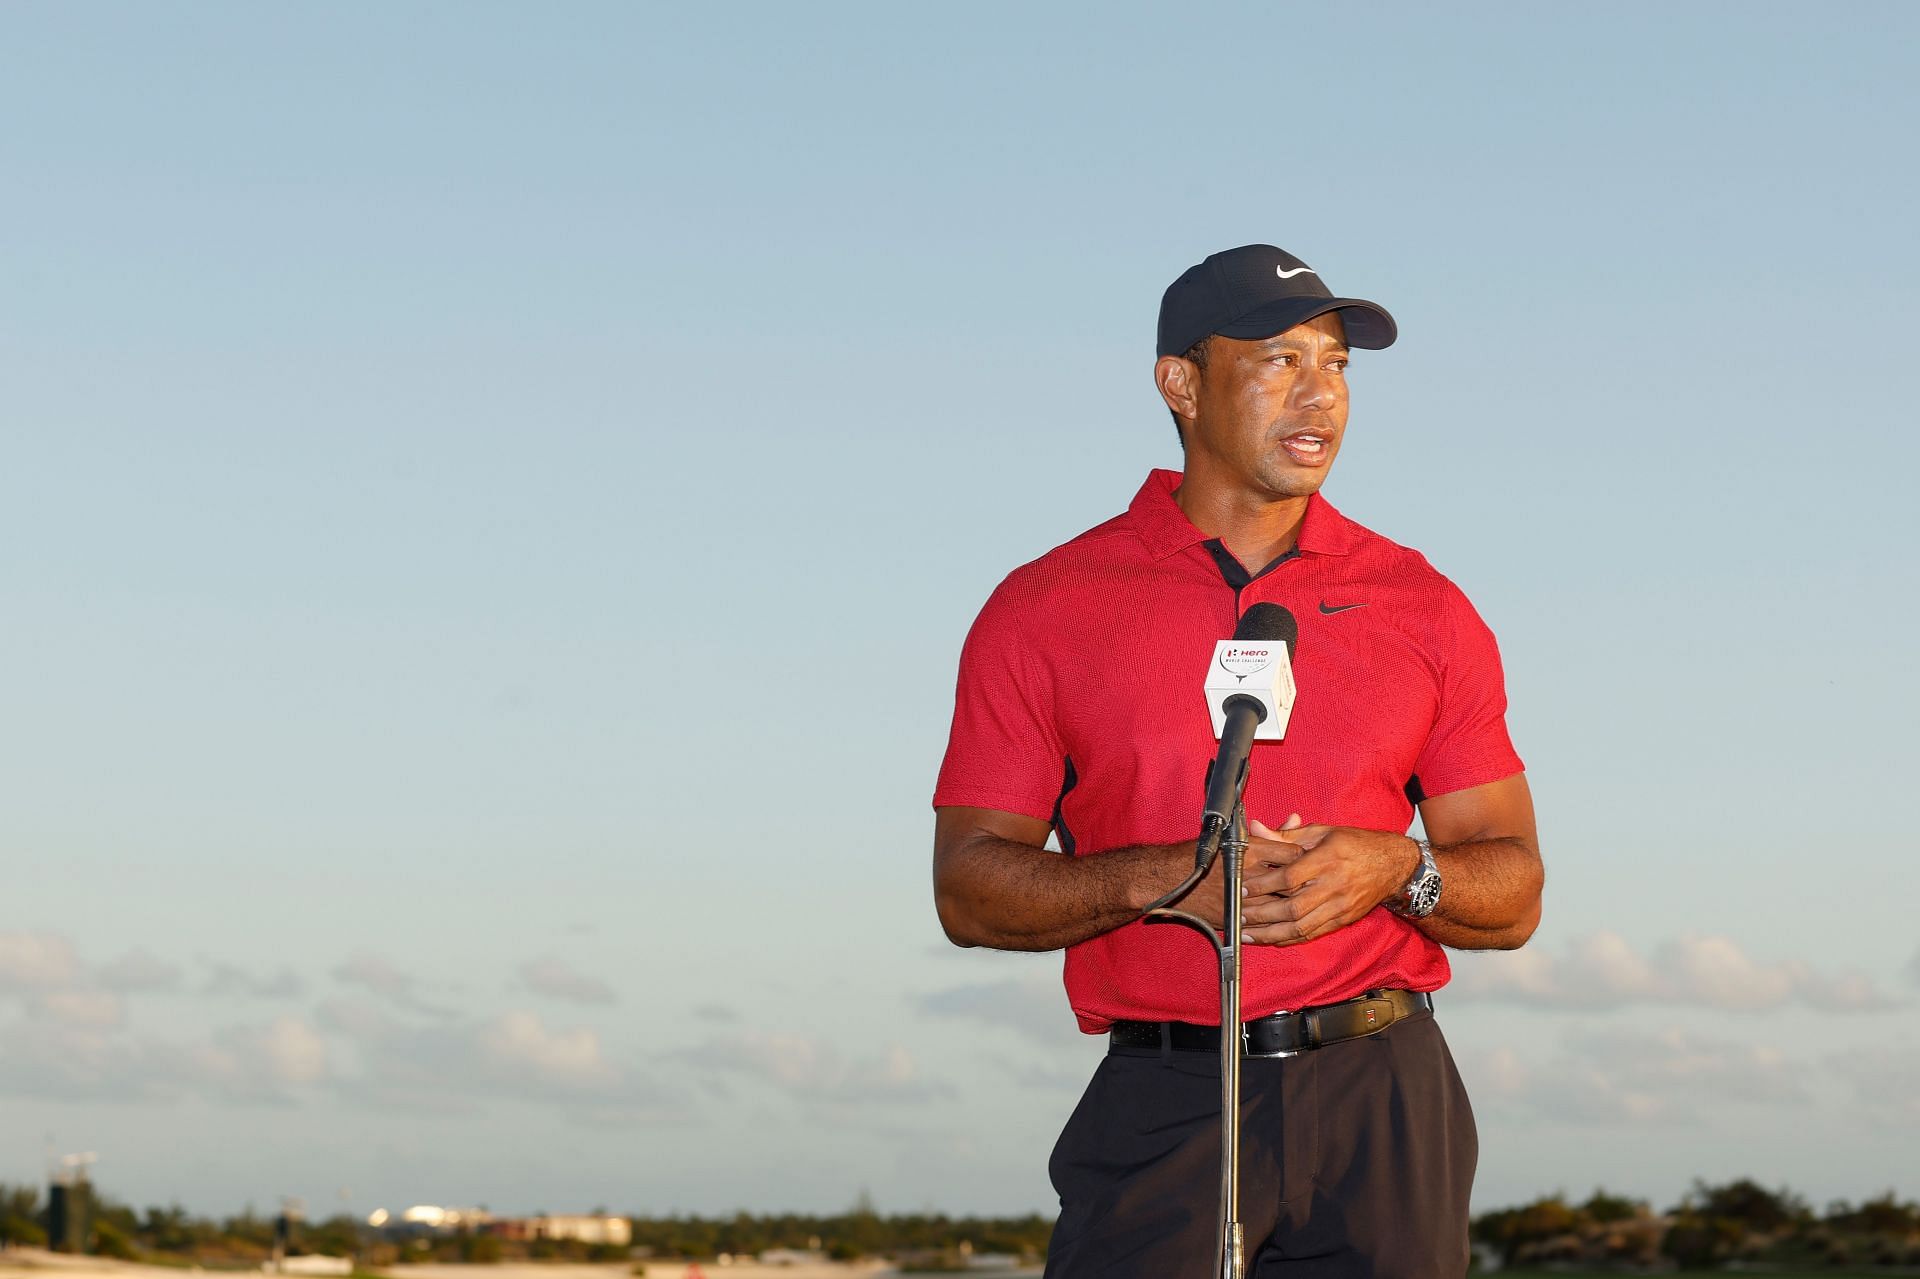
top-left (482, 1215), bottom-right (631, 1246)
top-left (44, 1156), bottom-right (99, 1256)
top-left (758, 1247), bottom-right (826, 1265)
top-left (269, 1258), bottom-right (353, 1276)
top-left (403, 1206), bottom-right (492, 1230)
top-left (44, 1179), bottom-right (93, 1254)
top-left (365, 1206), bottom-right (493, 1237)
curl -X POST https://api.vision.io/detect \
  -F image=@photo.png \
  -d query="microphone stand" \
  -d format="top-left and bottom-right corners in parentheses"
top-left (1144, 772), bottom-right (1252, 1279)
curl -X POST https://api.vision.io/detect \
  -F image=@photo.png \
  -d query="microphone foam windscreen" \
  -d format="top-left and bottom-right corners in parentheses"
top-left (1234, 602), bottom-right (1298, 658)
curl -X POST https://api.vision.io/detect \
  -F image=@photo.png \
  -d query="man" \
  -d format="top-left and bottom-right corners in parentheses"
top-left (931, 244), bottom-right (1542, 1278)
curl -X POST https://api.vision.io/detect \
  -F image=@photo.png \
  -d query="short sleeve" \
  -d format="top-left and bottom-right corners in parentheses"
top-left (1412, 581), bottom-right (1526, 799)
top-left (932, 575), bottom-right (1068, 822)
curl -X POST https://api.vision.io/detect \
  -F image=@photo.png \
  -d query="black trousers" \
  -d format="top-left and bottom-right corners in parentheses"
top-left (1044, 1011), bottom-right (1477, 1278)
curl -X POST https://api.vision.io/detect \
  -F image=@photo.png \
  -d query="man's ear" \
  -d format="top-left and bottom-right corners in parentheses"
top-left (1155, 354), bottom-right (1200, 424)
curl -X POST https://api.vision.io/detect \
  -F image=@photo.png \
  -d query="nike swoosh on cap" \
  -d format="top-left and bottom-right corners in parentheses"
top-left (1275, 266), bottom-right (1317, 279)
top-left (1319, 601), bottom-right (1368, 614)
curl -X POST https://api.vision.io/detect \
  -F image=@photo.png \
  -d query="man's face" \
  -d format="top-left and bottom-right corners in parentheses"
top-left (1181, 311), bottom-right (1351, 499)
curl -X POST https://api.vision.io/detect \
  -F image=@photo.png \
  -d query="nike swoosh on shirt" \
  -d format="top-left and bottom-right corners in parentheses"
top-left (1319, 601), bottom-right (1368, 614)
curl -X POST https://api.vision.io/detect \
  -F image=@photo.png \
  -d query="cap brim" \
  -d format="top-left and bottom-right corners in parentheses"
top-left (1213, 296), bottom-right (1397, 350)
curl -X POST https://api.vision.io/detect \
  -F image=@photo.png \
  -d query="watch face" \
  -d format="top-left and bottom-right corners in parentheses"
top-left (1407, 872), bottom-right (1442, 917)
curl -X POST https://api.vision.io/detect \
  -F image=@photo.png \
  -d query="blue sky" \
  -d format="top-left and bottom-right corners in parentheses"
top-left (3, 1), bottom-right (1917, 1219)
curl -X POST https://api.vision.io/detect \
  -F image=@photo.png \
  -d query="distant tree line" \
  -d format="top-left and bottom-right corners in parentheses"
top-left (4, 1178), bottom-right (1916, 1269)
top-left (624, 1206), bottom-right (1053, 1263)
top-left (0, 1184), bottom-right (361, 1264)
top-left (1474, 1179), bottom-right (1920, 1270)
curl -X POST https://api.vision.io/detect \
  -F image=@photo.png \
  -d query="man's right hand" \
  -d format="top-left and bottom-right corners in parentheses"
top-left (934, 805), bottom-right (1196, 951)
top-left (1159, 811), bottom-right (1306, 932)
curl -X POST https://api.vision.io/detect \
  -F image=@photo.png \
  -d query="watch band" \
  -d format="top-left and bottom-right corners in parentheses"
top-left (1395, 838), bottom-right (1442, 918)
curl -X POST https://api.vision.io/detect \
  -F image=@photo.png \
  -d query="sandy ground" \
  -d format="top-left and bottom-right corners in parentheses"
top-left (0, 1251), bottom-right (153, 1274)
top-left (0, 1254), bottom-right (1042, 1279)
top-left (399, 1259), bottom-right (906, 1267)
top-left (399, 1263), bottom-right (1043, 1279)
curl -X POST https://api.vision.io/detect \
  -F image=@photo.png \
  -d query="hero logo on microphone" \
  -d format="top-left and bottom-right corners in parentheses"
top-left (1205, 637), bottom-right (1296, 741)
top-left (1218, 644), bottom-right (1277, 682)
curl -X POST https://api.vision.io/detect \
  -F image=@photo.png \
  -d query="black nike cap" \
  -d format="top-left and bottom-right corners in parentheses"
top-left (1156, 244), bottom-right (1398, 358)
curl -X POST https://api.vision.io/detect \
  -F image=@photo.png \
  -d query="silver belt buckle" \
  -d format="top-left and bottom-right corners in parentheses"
top-left (1244, 1009), bottom-right (1305, 1059)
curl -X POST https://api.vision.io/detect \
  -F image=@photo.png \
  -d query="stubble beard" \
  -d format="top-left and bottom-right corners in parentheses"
top-left (1258, 469), bottom-right (1327, 499)
top-left (1252, 430), bottom-right (1340, 500)
top-left (1187, 411), bottom-right (1342, 501)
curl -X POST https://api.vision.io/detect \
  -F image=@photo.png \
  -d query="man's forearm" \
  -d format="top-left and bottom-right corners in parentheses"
top-left (1419, 835), bottom-right (1543, 950)
top-left (935, 837), bottom-right (1187, 952)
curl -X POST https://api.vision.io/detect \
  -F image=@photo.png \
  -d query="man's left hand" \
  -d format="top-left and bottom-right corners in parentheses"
top-left (1239, 817), bottom-right (1416, 946)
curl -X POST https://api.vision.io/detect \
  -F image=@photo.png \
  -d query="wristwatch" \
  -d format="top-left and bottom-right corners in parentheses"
top-left (1394, 839), bottom-right (1442, 918)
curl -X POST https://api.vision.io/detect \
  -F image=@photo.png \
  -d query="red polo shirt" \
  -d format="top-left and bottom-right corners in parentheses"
top-left (934, 469), bottom-right (1524, 1032)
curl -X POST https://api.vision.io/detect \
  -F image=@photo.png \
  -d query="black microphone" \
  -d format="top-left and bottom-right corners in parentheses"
top-left (1199, 603), bottom-right (1299, 834)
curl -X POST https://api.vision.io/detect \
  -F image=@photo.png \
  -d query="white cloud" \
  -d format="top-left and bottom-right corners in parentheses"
top-left (315, 997), bottom-right (668, 1114)
top-left (1828, 1044), bottom-right (1920, 1125)
top-left (1000, 1059), bottom-right (1094, 1092)
top-left (1580, 1026), bottom-right (1809, 1106)
top-left (264, 1016), bottom-right (330, 1084)
top-left (29, 989), bottom-right (126, 1030)
top-left (917, 974), bottom-right (1070, 1044)
top-left (329, 952), bottom-right (450, 1015)
top-left (0, 934), bottom-right (330, 1104)
top-left (3, 934), bottom-right (304, 1022)
top-left (518, 955), bottom-right (616, 1006)
top-left (477, 1010), bottom-right (620, 1092)
top-left (1448, 930), bottom-right (1891, 1013)
top-left (674, 1031), bottom-right (953, 1106)
top-left (0, 932), bottom-right (83, 993)
top-left (0, 1020), bottom-right (184, 1103)
top-left (1471, 1044), bottom-right (1665, 1125)
top-left (193, 1016), bottom-right (332, 1100)
top-left (0, 933), bottom-right (301, 1002)
top-left (0, 935), bottom-right (670, 1122)
top-left (0, 1013), bottom-right (324, 1106)
top-left (330, 951), bottom-right (415, 998)
top-left (312, 1000), bottom-right (480, 1116)
top-left (1461, 1026), bottom-right (1812, 1127)
top-left (203, 960), bottom-right (307, 1000)
top-left (96, 948), bottom-right (184, 993)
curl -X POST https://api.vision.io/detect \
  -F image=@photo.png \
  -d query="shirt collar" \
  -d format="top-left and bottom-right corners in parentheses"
top-left (1127, 468), bottom-right (1361, 560)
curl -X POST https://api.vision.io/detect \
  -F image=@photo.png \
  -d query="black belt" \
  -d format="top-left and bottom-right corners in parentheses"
top-left (1109, 989), bottom-right (1433, 1059)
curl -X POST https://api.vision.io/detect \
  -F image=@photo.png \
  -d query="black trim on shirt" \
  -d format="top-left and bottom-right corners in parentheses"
top-left (1202, 538), bottom-right (1299, 592)
top-left (1052, 755), bottom-right (1079, 855)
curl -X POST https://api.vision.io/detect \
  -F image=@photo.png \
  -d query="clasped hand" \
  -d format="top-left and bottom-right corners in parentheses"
top-left (1224, 815), bottom-right (1417, 946)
